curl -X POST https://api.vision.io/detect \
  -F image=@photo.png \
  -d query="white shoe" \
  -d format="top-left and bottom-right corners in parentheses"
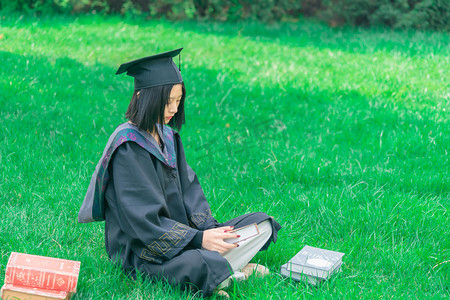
top-left (231, 271), bottom-right (246, 282)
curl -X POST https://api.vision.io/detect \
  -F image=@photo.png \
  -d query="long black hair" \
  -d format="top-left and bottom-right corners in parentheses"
top-left (125, 82), bottom-right (186, 134)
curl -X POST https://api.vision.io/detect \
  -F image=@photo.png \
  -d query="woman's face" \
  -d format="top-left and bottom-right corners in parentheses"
top-left (164, 84), bottom-right (183, 124)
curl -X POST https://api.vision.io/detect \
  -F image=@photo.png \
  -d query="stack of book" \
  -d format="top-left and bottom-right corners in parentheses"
top-left (1, 252), bottom-right (81, 300)
top-left (280, 245), bottom-right (345, 285)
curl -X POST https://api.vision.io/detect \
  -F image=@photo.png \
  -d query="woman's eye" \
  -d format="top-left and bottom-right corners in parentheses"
top-left (168, 98), bottom-right (181, 106)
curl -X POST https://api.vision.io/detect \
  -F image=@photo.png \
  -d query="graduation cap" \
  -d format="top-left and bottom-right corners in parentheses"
top-left (116, 48), bottom-right (183, 90)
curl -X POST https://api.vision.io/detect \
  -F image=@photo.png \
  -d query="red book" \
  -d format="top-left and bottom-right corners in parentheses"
top-left (1, 283), bottom-right (70, 300)
top-left (4, 252), bottom-right (81, 293)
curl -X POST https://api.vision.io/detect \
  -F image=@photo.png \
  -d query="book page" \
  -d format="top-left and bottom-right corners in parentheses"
top-left (224, 223), bottom-right (260, 244)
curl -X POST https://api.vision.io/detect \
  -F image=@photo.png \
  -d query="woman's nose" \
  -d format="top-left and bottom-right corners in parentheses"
top-left (170, 102), bottom-right (178, 113)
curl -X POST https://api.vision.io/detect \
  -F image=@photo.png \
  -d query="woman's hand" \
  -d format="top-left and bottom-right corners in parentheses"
top-left (202, 226), bottom-right (239, 254)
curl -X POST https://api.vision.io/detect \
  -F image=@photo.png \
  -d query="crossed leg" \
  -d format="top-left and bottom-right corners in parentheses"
top-left (216, 219), bottom-right (272, 290)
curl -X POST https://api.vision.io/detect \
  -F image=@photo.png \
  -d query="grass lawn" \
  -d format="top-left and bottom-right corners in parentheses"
top-left (0, 13), bottom-right (449, 299)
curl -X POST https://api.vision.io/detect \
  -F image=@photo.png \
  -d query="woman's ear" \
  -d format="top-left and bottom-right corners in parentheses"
top-left (136, 91), bottom-right (140, 99)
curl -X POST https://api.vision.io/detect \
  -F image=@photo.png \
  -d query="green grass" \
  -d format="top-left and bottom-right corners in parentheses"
top-left (0, 13), bottom-right (449, 299)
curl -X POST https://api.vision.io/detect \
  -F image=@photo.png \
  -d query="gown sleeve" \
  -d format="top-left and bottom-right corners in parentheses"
top-left (107, 142), bottom-right (199, 264)
top-left (175, 134), bottom-right (220, 231)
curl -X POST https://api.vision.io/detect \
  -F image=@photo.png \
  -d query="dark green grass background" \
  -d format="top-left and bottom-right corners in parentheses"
top-left (0, 14), bottom-right (449, 299)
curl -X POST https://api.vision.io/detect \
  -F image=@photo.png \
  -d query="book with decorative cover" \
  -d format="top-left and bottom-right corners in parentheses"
top-left (4, 252), bottom-right (81, 293)
top-left (0, 283), bottom-right (70, 300)
top-left (280, 245), bottom-right (345, 284)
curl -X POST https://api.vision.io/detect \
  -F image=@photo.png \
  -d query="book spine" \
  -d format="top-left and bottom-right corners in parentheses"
top-left (288, 264), bottom-right (328, 278)
top-left (288, 259), bottom-right (342, 279)
top-left (280, 265), bottom-right (321, 285)
top-left (5, 267), bottom-right (78, 292)
top-left (1, 283), bottom-right (69, 298)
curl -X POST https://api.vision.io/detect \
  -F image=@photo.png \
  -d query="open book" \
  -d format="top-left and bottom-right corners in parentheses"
top-left (224, 223), bottom-right (260, 244)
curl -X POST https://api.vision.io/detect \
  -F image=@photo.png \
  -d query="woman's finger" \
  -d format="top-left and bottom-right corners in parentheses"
top-left (216, 242), bottom-right (238, 253)
top-left (223, 232), bottom-right (240, 239)
top-left (217, 226), bottom-right (234, 232)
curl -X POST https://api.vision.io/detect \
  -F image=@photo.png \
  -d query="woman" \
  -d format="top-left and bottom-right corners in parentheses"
top-left (78, 48), bottom-right (281, 298)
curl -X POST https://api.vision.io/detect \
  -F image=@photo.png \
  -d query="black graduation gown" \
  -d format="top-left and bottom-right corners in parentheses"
top-left (103, 128), bottom-right (281, 297)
